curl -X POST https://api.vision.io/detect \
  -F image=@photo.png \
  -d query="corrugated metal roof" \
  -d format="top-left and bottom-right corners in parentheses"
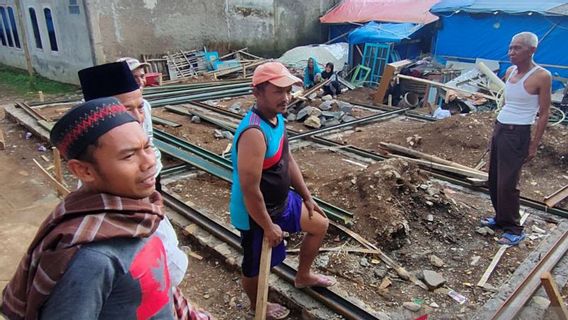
top-left (431, 0), bottom-right (568, 15)
top-left (320, 0), bottom-right (440, 24)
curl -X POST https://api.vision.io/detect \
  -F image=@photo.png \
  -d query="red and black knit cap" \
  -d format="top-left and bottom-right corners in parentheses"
top-left (78, 61), bottom-right (140, 101)
top-left (50, 97), bottom-right (137, 160)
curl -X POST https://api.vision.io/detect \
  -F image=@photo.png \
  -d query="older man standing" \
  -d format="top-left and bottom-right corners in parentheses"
top-left (481, 32), bottom-right (552, 245)
top-left (116, 57), bottom-right (163, 190)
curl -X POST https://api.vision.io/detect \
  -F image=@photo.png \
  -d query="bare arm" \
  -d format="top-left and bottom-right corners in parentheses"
top-left (288, 151), bottom-right (325, 219)
top-left (237, 129), bottom-right (283, 246)
top-left (527, 70), bottom-right (552, 161)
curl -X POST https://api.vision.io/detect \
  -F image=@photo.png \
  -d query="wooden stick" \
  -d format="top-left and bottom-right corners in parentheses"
top-left (544, 184), bottom-right (568, 208)
top-left (255, 237), bottom-right (272, 320)
top-left (541, 271), bottom-right (568, 320)
top-left (53, 148), bottom-right (63, 189)
top-left (33, 159), bottom-right (70, 196)
top-left (477, 211), bottom-right (529, 287)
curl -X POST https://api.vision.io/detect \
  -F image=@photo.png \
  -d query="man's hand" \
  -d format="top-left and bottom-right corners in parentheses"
top-left (264, 223), bottom-right (284, 247)
top-left (525, 143), bottom-right (538, 163)
top-left (305, 198), bottom-right (326, 219)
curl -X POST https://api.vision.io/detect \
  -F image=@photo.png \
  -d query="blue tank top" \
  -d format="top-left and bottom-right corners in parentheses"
top-left (229, 107), bottom-right (290, 230)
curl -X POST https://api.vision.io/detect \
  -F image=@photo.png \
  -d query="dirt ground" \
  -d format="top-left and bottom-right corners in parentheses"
top-left (165, 144), bottom-right (554, 318)
top-left (3, 85), bottom-right (568, 319)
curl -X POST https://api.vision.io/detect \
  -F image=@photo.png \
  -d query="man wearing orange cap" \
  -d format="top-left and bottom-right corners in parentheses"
top-left (229, 62), bottom-right (334, 319)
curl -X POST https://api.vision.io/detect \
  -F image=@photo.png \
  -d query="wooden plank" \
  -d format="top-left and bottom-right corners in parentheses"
top-left (372, 64), bottom-right (396, 104)
top-left (33, 159), bottom-right (70, 197)
top-left (254, 237), bottom-right (272, 320)
top-left (477, 211), bottom-right (529, 287)
top-left (544, 184), bottom-right (568, 208)
top-left (541, 272), bottom-right (568, 320)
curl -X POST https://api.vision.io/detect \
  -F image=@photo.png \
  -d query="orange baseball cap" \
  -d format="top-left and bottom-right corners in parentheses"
top-left (252, 61), bottom-right (303, 87)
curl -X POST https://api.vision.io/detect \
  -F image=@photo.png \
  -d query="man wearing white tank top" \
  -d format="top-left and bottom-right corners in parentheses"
top-left (481, 32), bottom-right (552, 246)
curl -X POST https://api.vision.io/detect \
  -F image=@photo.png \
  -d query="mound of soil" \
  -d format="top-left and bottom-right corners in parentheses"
top-left (321, 158), bottom-right (463, 250)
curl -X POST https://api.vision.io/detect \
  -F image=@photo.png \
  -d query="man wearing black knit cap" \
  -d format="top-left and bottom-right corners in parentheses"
top-left (1, 97), bottom-right (173, 319)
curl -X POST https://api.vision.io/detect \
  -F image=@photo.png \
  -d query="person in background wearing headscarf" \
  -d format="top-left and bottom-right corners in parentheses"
top-left (320, 62), bottom-right (341, 98)
top-left (303, 57), bottom-right (322, 89)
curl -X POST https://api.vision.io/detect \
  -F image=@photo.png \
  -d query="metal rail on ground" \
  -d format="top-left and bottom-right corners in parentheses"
top-left (161, 191), bottom-right (384, 320)
top-left (489, 229), bottom-right (568, 319)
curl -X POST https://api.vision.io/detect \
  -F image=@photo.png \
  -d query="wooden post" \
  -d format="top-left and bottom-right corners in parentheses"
top-left (53, 148), bottom-right (63, 195)
top-left (38, 91), bottom-right (44, 102)
top-left (541, 272), bottom-right (568, 320)
top-left (15, 0), bottom-right (33, 77)
top-left (254, 237), bottom-right (272, 320)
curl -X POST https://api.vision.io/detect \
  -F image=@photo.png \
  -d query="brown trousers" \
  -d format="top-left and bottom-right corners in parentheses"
top-left (488, 121), bottom-right (531, 235)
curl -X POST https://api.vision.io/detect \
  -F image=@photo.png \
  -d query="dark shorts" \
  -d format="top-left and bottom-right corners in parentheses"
top-left (239, 191), bottom-right (303, 278)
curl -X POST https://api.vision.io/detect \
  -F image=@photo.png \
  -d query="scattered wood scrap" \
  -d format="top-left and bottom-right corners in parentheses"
top-left (329, 220), bottom-right (427, 290)
top-left (544, 184), bottom-right (568, 208)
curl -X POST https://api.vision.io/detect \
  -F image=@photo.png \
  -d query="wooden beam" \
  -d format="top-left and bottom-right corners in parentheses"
top-left (541, 271), bottom-right (568, 320)
top-left (544, 185), bottom-right (568, 208)
top-left (254, 237), bottom-right (272, 320)
top-left (33, 159), bottom-right (70, 197)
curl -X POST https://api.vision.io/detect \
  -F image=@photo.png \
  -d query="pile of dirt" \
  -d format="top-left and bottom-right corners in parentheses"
top-left (321, 158), bottom-right (463, 250)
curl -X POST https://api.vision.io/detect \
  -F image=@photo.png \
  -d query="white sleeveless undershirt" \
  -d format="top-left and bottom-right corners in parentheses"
top-left (497, 65), bottom-right (542, 125)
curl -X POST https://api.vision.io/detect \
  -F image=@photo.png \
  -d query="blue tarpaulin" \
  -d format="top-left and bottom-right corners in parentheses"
top-left (431, 0), bottom-right (568, 15)
top-left (431, 1), bottom-right (568, 80)
top-left (348, 22), bottom-right (424, 44)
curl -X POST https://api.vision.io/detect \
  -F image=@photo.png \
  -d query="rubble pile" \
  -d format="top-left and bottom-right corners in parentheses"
top-left (323, 159), bottom-right (461, 249)
top-left (286, 97), bottom-right (356, 129)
